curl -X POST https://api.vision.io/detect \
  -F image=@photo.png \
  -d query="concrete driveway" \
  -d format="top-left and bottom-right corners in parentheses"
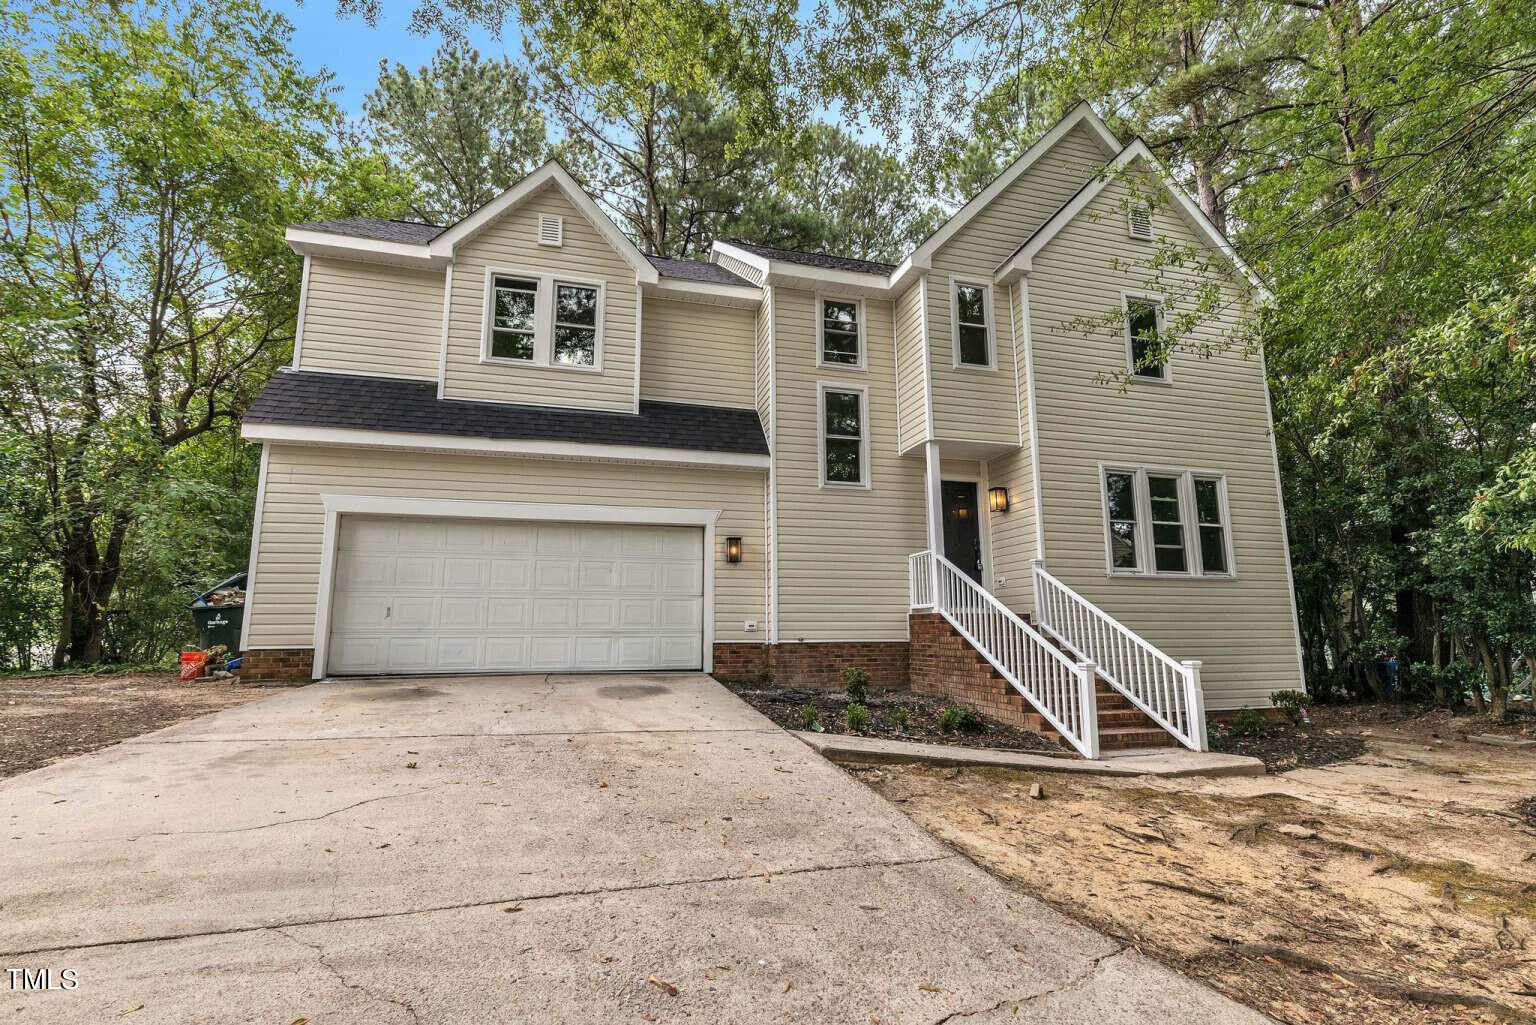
top-left (1, 674), bottom-right (1270, 1023)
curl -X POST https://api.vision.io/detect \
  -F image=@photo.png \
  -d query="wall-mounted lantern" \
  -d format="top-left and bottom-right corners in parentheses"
top-left (988, 486), bottom-right (1010, 513)
top-left (724, 536), bottom-right (743, 564)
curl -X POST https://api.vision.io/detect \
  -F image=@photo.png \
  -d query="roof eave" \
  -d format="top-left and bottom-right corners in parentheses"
top-left (285, 228), bottom-right (448, 269)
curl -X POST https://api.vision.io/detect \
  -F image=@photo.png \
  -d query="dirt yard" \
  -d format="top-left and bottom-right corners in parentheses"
top-left (0, 671), bottom-right (274, 779)
top-left (852, 706), bottom-right (1536, 1025)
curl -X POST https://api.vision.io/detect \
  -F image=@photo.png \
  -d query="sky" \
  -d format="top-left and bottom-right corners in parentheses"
top-left (267, 0), bottom-right (515, 117)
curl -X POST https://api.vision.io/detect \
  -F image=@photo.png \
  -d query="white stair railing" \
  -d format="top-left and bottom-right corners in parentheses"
top-left (910, 551), bottom-right (1099, 759)
top-left (1031, 561), bottom-right (1207, 751)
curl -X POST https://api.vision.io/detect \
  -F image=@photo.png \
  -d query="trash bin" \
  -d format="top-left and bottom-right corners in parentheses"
top-left (189, 572), bottom-right (246, 654)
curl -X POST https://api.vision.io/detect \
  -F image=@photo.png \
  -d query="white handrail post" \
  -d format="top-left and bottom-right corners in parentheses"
top-left (1182, 660), bottom-right (1207, 751)
top-left (1029, 558), bottom-right (1047, 629)
top-left (1077, 659), bottom-right (1099, 760)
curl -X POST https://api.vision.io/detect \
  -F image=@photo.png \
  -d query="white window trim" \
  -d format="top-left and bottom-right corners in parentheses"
top-left (815, 293), bottom-right (866, 370)
top-left (480, 264), bottom-right (605, 373)
top-left (1122, 290), bottom-right (1171, 384)
top-left (1098, 464), bottom-right (1237, 579)
top-left (950, 277), bottom-right (996, 370)
top-left (817, 381), bottom-right (871, 489)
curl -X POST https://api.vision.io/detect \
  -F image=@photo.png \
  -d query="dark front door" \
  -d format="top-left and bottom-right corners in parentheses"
top-left (941, 480), bottom-right (983, 582)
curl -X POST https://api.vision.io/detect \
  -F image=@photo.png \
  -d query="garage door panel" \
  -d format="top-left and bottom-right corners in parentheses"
top-left (329, 516), bottom-right (705, 675)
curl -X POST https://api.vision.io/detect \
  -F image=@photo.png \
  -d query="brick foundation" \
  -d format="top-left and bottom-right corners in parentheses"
top-left (710, 641), bottom-right (910, 690)
top-left (909, 613), bottom-right (1176, 751)
top-left (239, 648), bottom-right (314, 682)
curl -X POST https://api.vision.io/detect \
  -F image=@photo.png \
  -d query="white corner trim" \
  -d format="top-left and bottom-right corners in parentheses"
top-left (291, 255), bottom-right (311, 371)
top-left (993, 139), bottom-right (1274, 302)
top-left (1259, 343), bottom-right (1309, 693)
top-left (892, 102), bottom-right (1122, 285)
top-left (763, 286), bottom-right (780, 644)
top-left (240, 422), bottom-right (771, 470)
top-left (435, 263), bottom-right (454, 400)
top-left (430, 162), bottom-right (658, 284)
top-left (816, 380), bottom-right (872, 489)
top-left (632, 283), bottom-right (643, 413)
top-left (918, 275), bottom-right (935, 441)
top-left (1018, 278), bottom-right (1046, 563)
top-left (238, 443), bottom-right (271, 648)
top-left (309, 496), bottom-right (722, 679)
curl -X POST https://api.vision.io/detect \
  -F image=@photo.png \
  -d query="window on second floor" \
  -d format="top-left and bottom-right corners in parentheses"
top-left (819, 297), bottom-right (863, 367)
top-left (952, 280), bottom-right (993, 368)
top-left (1125, 295), bottom-right (1167, 381)
top-left (819, 384), bottom-right (868, 487)
top-left (1101, 466), bottom-right (1233, 577)
top-left (483, 269), bottom-right (602, 370)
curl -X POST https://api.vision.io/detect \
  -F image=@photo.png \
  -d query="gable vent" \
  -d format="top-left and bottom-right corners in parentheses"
top-left (537, 213), bottom-right (563, 246)
top-left (1128, 203), bottom-right (1153, 241)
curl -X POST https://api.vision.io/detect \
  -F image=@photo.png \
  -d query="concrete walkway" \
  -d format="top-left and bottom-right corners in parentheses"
top-left (1, 674), bottom-right (1272, 1023)
top-left (794, 731), bottom-right (1268, 776)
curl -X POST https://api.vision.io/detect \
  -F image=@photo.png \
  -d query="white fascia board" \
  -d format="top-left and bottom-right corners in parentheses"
top-left (898, 102), bottom-right (1123, 282)
top-left (241, 422), bottom-right (771, 470)
top-left (994, 140), bottom-right (1275, 303)
top-left (645, 277), bottom-right (764, 308)
top-left (285, 230), bottom-right (447, 269)
top-left (429, 161), bottom-right (659, 284)
top-left (710, 241), bottom-right (772, 278)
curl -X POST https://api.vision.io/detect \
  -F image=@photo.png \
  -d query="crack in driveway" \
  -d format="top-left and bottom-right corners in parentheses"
top-left (929, 946), bottom-right (1132, 1024)
top-left (127, 784), bottom-right (450, 837)
top-left (274, 926), bottom-right (422, 1024)
top-left (0, 852), bottom-right (958, 958)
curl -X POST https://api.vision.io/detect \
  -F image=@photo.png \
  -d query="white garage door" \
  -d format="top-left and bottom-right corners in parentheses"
top-left (326, 516), bottom-right (704, 675)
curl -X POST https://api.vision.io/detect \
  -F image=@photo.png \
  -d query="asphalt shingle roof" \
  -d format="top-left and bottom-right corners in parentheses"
top-left (291, 218), bottom-right (446, 244)
top-left (646, 256), bottom-right (754, 286)
top-left (245, 370), bottom-right (769, 456)
top-left (720, 240), bottom-right (896, 276)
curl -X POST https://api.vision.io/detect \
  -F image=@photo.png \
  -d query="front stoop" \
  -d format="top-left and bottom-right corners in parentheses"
top-left (909, 612), bottom-right (1180, 753)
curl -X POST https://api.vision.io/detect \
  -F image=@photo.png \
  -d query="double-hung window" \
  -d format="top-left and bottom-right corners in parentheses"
top-left (952, 280), bottom-right (993, 368)
top-left (483, 269), bottom-right (602, 369)
top-left (1125, 295), bottom-right (1167, 381)
top-left (1100, 466), bottom-right (1233, 577)
top-left (819, 297), bottom-right (863, 367)
top-left (819, 384), bottom-right (868, 487)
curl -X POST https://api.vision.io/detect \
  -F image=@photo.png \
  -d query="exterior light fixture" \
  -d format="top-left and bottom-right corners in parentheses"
top-left (725, 536), bottom-right (743, 564)
top-left (988, 486), bottom-right (1010, 513)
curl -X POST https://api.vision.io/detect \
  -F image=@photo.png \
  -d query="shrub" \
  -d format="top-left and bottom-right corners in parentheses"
top-left (845, 702), bottom-right (871, 732)
top-left (1270, 689), bottom-right (1307, 722)
top-left (1230, 708), bottom-right (1268, 737)
top-left (937, 704), bottom-right (963, 733)
top-left (798, 703), bottom-right (822, 731)
top-left (892, 706), bottom-right (910, 731)
top-left (957, 705), bottom-right (986, 733)
top-left (841, 666), bottom-right (870, 704)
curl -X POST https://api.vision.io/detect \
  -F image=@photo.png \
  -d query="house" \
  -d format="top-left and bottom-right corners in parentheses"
top-left (238, 103), bottom-right (1305, 757)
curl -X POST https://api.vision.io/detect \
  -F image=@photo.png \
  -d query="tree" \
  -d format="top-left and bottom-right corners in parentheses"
top-left (362, 44), bottom-right (548, 225)
top-left (0, 0), bottom-right (404, 666)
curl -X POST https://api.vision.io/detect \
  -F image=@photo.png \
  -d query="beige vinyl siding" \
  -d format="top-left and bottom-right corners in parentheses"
top-left (925, 122), bottom-right (1113, 446)
top-left (893, 279), bottom-right (929, 452)
top-left (985, 280), bottom-right (1040, 611)
top-left (639, 298), bottom-right (756, 408)
top-left (1028, 171), bottom-right (1302, 709)
top-left (442, 185), bottom-right (637, 410)
top-left (770, 289), bottom-right (926, 641)
top-left (298, 257), bottom-right (444, 380)
top-left (245, 444), bottom-right (767, 650)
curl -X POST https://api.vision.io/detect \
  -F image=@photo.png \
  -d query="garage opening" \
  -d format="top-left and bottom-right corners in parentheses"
top-left (326, 515), bottom-right (704, 675)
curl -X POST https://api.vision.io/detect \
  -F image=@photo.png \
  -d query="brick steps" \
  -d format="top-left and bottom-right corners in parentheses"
top-left (909, 612), bottom-right (1179, 753)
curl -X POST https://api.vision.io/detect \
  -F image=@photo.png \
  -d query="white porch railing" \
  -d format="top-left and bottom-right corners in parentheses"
top-left (1031, 562), bottom-right (1208, 751)
top-left (909, 551), bottom-right (1099, 758)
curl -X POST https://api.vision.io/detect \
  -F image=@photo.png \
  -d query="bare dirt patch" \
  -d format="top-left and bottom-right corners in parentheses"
top-left (722, 682), bottom-right (1061, 753)
top-left (852, 706), bottom-right (1536, 1025)
top-left (0, 671), bottom-right (274, 778)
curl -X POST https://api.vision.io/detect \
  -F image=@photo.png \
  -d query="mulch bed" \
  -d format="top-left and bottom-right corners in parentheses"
top-left (722, 682), bottom-right (1061, 753)
top-left (1211, 726), bottom-right (1367, 773)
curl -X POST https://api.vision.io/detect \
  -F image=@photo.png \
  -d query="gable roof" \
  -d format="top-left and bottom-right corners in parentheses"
top-left (993, 138), bottom-right (1273, 302)
top-left (289, 218), bottom-right (445, 244)
top-left (886, 102), bottom-right (1123, 289)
